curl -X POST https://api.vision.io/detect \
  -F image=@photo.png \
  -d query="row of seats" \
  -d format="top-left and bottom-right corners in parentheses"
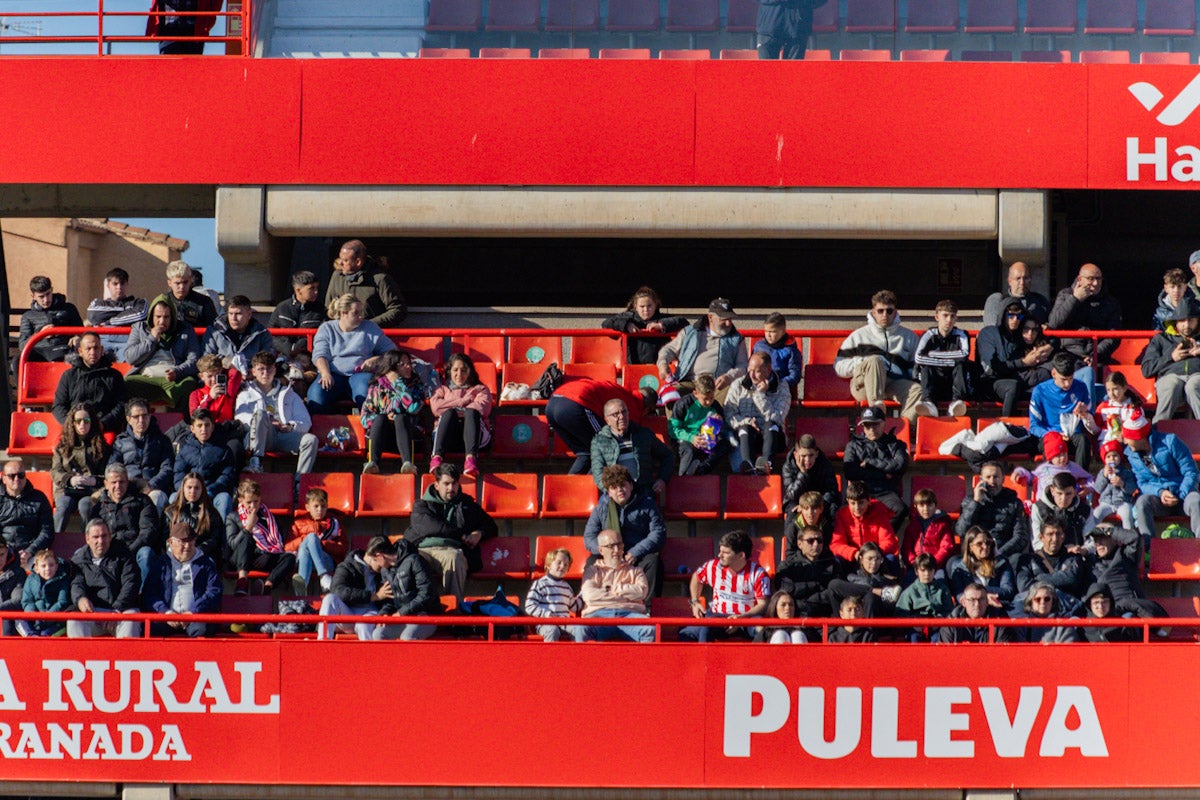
top-left (426, 0), bottom-right (1197, 41)
top-left (419, 46), bottom-right (1200, 60)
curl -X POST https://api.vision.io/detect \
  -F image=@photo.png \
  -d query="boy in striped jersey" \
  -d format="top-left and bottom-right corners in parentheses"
top-left (679, 530), bottom-right (770, 643)
top-left (525, 548), bottom-right (580, 642)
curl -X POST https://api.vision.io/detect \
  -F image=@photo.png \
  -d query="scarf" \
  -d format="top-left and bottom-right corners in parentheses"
top-left (240, 502), bottom-right (283, 554)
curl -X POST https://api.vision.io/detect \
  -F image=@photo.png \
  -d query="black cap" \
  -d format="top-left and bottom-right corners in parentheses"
top-left (707, 298), bottom-right (737, 319)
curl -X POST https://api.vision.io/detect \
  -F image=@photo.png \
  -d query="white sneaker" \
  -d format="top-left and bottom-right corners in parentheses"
top-left (947, 399), bottom-right (968, 418)
top-left (319, 574), bottom-right (333, 593)
top-left (915, 400), bottom-right (938, 417)
top-left (938, 427), bottom-right (976, 456)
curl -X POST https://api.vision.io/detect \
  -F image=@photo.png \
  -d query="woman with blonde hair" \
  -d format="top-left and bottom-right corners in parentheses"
top-left (307, 294), bottom-right (396, 413)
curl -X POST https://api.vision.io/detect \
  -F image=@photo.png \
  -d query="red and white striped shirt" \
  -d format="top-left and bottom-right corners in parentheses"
top-left (695, 559), bottom-right (770, 616)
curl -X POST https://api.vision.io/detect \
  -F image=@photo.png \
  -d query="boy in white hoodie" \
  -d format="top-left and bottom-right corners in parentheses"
top-left (235, 350), bottom-right (318, 475)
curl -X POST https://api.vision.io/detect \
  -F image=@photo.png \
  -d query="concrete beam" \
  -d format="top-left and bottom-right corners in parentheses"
top-left (997, 188), bottom-right (1051, 298)
top-left (216, 186), bottom-right (279, 303)
top-left (0, 185), bottom-right (214, 217)
top-left (122, 785), bottom-right (174, 800)
top-left (264, 187), bottom-right (999, 240)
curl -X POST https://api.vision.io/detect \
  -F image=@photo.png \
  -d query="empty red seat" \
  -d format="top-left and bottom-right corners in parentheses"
top-left (806, 336), bottom-right (843, 365)
top-left (508, 335), bottom-right (563, 366)
top-left (1147, 538), bottom-right (1200, 581)
top-left (299, 472), bottom-right (355, 516)
top-left (418, 47), bottom-right (472, 57)
top-left (751, 535), bottom-right (777, 576)
top-left (426, 0), bottom-right (483, 31)
top-left (899, 48), bottom-right (949, 60)
top-left (910, 474), bottom-right (966, 518)
top-left (1079, 49), bottom-right (1131, 62)
top-left (725, 475), bottom-right (783, 520)
top-left (659, 48), bottom-right (712, 58)
top-left (450, 335), bottom-right (505, 371)
top-left (1140, 51), bottom-right (1192, 64)
top-left (720, 48), bottom-right (759, 58)
top-left (492, 414), bottom-right (551, 459)
top-left (533, 535), bottom-right (591, 578)
top-left (500, 363), bottom-right (550, 406)
top-left (812, 0), bottom-right (838, 32)
top-left (599, 47), bottom-right (652, 58)
top-left (794, 415), bottom-right (851, 459)
top-left (725, 0), bottom-right (759, 32)
top-left (845, 0), bottom-right (896, 32)
top-left (540, 474), bottom-right (599, 519)
top-left (9, 412), bottom-right (60, 456)
top-left (545, 0), bottom-right (600, 32)
top-left (54, 531), bottom-right (84, 560)
top-left (800, 364), bottom-right (856, 407)
top-left (1084, 0), bottom-right (1137, 35)
top-left (26, 471), bottom-right (55, 512)
top-left (480, 472), bottom-right (540, 518)
top-left (964, 0), bottom-right (1017, 33)
top-left (19, 361), bottom-right (68, 408)
top-left (621, 363), bottom-right (661, 395)
top-left (390, 336), bottom-right (444, 366)
top-left (569, 333), bottom-right (623, 364)
top-left (474, 537), bottom-right (532, 580)
top-left (1025, 0), bottom-right (1078, 34)
top-left (662, 536), bottom-right (714, 579)
top-left (539, 47), bottom-right (591, 57)
top-left (606, 0), bottom-right (660, 31)
top-left (563, 363), bottom-right (618, 382)
top-left (1020, 49), bottom-right (1070, 61)
top-left (960, 49), bottom-right (1013, 60)
top-left (1157, 419), bottom-right (1200, 458)
top-left (357, 472), bottom-right (417, 517)
top-left (486, 0), bottom-right (541, 31)
top-left (1108, 336), bottom-right (1151, 365)
top-left (478, 47), bottom-right (533, 57)
top-left (904, 0), bottom-right (958, 33)
top-left (666, 0), bottom-right (720, 32)
top-left (840, 48), bottom-right (892, 60)
top-left (1145, 0), bottom-right (1197, 36)
top-left (664, 475), bottom-right (721, 520)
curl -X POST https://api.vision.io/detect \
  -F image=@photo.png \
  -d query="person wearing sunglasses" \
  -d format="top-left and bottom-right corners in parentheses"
top-left (833, 289), bottom-right (923, 427)
top-left (0, 459), bottom-right (53, 571)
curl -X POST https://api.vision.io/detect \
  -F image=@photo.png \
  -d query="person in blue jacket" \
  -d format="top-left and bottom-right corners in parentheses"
top-left (1028, 351), bottom-right (1099, 469)
top-left (1121, 410), bottom-right (1200, 543)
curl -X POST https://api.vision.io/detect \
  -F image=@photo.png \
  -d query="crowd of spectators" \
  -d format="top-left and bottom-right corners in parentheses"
top-left (8, 246), bottom-right (1196, 642)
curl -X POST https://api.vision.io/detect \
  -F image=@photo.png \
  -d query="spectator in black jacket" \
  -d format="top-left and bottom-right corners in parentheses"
top-left (976, 302), bottom-right (1057, 416)
top-left (957, 461), bottom-right (1031, 567)
top-left (86, 464), bottom-right (162, 584)
top-left (600, 286), bottom-right (688, 366)
top-left (18, 275), bottom-right (82, 364)
top-left (784, 490), bottom-right (834, 553)
top-left (376, 538), bottom-right (439, 641)
top-left (776, 524), bottom-right (841, 617)
top-left (319, 536), bottom-right (399, 640)
top-left (67, 519), bottom-right (140, 639)
top-left (165, 260), bottom-right (218, 329)
top-left (1015, 517), bottom-right (1089, 602)
top-left (783, 433), bottom-right (840, 518)
top-left (1048, 263), bottom-right (1123, 405)
top-left (842, 405), bottom-right (909, 534)
top-left (1085, 525), bottom-right (1167, 623)
top-left (1081, 582), bottom-right (1138, 643)
top-left (172, 410), bottom-right (237, 522)
top-left (86, 267), bottom-right (148, 361)
top-left (53, 332), bottom-right (127, 434)
top-left (0, 459), bottom-right (54, 570)
top-left (109, 399), bottom-right (175, 512)
top-left (0, 541), bottom-right (26, 637)
top-left (407, 463), bottom-right (498, 604)
top-left (268, 271), bottom-right (325, 355)
top-left (1141, 297), bottom-right (1200, 423)
top-left (938, 583), bottom-right (1015, 644)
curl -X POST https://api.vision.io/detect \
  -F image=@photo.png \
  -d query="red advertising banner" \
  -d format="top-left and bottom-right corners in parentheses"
top-left (1, 59), bottom-right (1199, 189)
top-left (0, 638), bottom-right (1190, 788)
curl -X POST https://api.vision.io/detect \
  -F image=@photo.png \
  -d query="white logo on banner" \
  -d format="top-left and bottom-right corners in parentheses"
top-left (1126, 73), bottom-right (1200, 181)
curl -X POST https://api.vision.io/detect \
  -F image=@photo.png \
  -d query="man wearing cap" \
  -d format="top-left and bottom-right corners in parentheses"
top-left (1122, 411), bottom-right (1200, 541)
top-left (842, 405), bottom-right (910, 535)
top-left (141, 522), bottom-right (222, 638)
top-left (1141, 296), bottom-right (1200, 423)
top-left (1028, 351), bottom-right (1099, 469)
top-left (834, 289), bottom-right (923, 426)
top-left (1187, 250), bottom-right (1200, 299)
top-left (982, 262), bottom-right (1052, 329)
top-left (656, 297), bottom-right (749, 400)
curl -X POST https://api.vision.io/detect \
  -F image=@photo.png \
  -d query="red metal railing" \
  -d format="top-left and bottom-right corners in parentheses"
top-left (0, 1), bottom-right (251, 56)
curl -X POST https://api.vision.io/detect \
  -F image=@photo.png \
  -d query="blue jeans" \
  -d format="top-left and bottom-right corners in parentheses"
top-left (136, 546), bottom-right (155, 584)
top-left (307, 371), bottom-right (373, 414)
top-left (1073, 365), bottom-right (1098, 407)
top-left (679, 611), bottom-right (756, 643)
top-left (573, 608), bottom-right (654, 642)
top-left (296, 533), bottom-right (335, 583)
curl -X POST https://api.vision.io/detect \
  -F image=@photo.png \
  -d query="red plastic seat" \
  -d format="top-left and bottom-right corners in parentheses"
top-left (299, 472), bottom-right (355, 516)
top-left (1157, 419), bottom-right (1200, 458)
top-left (311, 414), bottom-right (367, 458)
top-left (533, 535), bottom-right (591, 578)
top-left (904, 0), bottom-right (958, 33)
top-left (1020, 49), bottom-right (1070, 61)
top-left (659, 48), bottom-right (712, 58)
top-left (664, 475), bottom-right (721, 520)
top-left (357, 472), bottom-right (417, 517)
top-left (545, 0), bottom-right (600, 32)
top-left (1147, 538), bottom-right (1200, 581)
top-left (726, 0), bottom-right (759, 32)
top-left (899, 49), bottom-right (949, 60)
top-left (480, 473), bottom-right (540, 518)
top-left (1145, 0), bottom-right (1197, 36)
top-left (486, 0), bottom-right (542, 31)
top-left (569, 333), bottom-right (623, 364)
top-left (563, 363), bottom-right (618, 382)
top-left (419, 47), bottom-right (472, 57)
top-left (606, 0), bottom-right (660, 31)
top-left (964, 0), bottom-right (1017, 33)
top-left (812, 0), bottom-right (838, 32)
top-left (806, 336), bottom-right (843, 365)
top-left (450, 335), bottom-right (506, 371)
top-left (426, 0), bottom-right (483, 31)
top-left (666, 0), bottom-right (720, 33)
top-left (53, 531), bottom-right (84, 560)
top-left (599, 47), bottom-right (652, 58)
top-left (725, 475), bottom-right (783, 519)
top-left (492, 414), bottom-right (551, 459)
top-left (913, 416), bottom-right (971, 461)
top-left (800, 364), bottom-right (856, 407)
top-left (1140, 51), bottom-right (1192, 64)
top-left (1083, 0), bottom-right (1137, 35)
top-left (960, 49), bottom-right (1013, 60)
top-left (478, 47), bottom-right (533, 57)
top-left (500, 363), bottom-right (551, 406)
top-left (839, 48), bottom-right (892, 60)
top-left (845, 0), bottom-right (896, 32)
top-left (1079, 49), bottom-right (1131, 63)
top-left (474, 536), bottom-right (532, 580)
top-left (621, 363), bottom-right (661, 395)
top-left (751, 535), bottom-right (777, 576)
top-left (794, 415), bottom-right (851, 459)
top-left (508, 335), bottom-right (563, 366)
top-left (390, 335), bottom-right (444, 366)
top-left (882, 416), bottom-right (912, 450)
top-left (540, 474), bottom-right (599, 518)
top-left (539, 47), bottom-right (592, 57)
top-left (19, 361), bottom-right (68, 408)
top-left (662, 536), bottom-right (714, 580)
top-left (474, 361), bottom-right (499, 396)
top-left (1025, 0), bottom-right (1078, 34)
top-left (240, 472), bottom-right (293, 516)
top-left (720, 48), bottom-right (759, 58)
top-left (1104, 364), bottom-right (1156, 407)
top-left (8, 412), bottom-right (60, 456)
top-left (26, 471), bottom-right (55, 512)
top-left (1108, 336), bottom-right (1150, 365)
top-left (910, 475), bottom-right (966, 519)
